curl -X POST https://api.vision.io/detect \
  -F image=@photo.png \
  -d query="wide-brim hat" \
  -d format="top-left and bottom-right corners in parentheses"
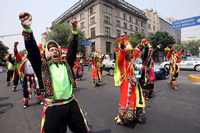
top-left (125, 43), bottom-right (134, 51)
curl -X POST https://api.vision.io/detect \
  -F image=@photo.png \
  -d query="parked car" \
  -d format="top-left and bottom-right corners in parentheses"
top-left (135, 59), bottom-right (169, 80)
top-left (154, 63), bottom-right (169, 80)
top-left (102, 55), bottom-right (114, 75)
top-left (160, 56), bottom-right (200, 72)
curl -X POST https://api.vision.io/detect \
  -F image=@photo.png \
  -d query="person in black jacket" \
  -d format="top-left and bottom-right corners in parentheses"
top-left (19, 12), bottom-right (89, 133)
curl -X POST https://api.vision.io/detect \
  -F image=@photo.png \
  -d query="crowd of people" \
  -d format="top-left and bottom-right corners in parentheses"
top-left (3, 12), bottom-right (183, 133)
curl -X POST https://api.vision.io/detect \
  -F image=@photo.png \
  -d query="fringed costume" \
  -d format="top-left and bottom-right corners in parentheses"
top-left (139, 39), bottom-right (155, 99)
top-left (19, 12), bottom-right (89, 133)
top-left (165, 48), bottom-right (182, 90)
top-left (114, 35), bottom-right (146, 125)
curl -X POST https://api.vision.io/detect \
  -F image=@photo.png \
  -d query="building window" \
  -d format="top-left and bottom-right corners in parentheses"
top-left (104, 5), bottom-right (112, 15)
top-left (91, 42), bottom-right (95, 52)
top-left (106, 42), bottom-right (111, 54)
top-left (135, 26), bottom-right (138, 32)
top-left (116, 29), bottom-right (121, 37)
top-left (90, 27), bottom-right (96, 39)
top-left (141, 29), bottom-right (144, 33)
top-left (153, 25), bottom-right (156, 31)
top-left (124, 22), bottom-right (127, 29)
top-left (148, 24), bottom-right (151, 29)
top-left (89, 6), bottom-right (95, 15)
top-left (80, 22), bottom-right (85, 29)
top-left (104, 15), bottom-right (111, 25)
top-left (116, 20), bottom-right (120, 27)
top-left (129, 16), bottom-right (132, 23)
top-left (135, 19), bottom-right (138, 25)
top-left (130, 25), bottom-right (133, 31)
top-left (124, 31), bottom-right (127, 35)
top-left (141, 22), bottom-right (144, 27)
top-left (132, 17), bottom-right (136, 24)
top-left (105, 27), bottom-right (111, 36)
top-left (123, 13), bottom-right (126, 20)
top-left (90, 16), bottom-right (95, 25)
top-left (80, 12), bottom-right (84, 20)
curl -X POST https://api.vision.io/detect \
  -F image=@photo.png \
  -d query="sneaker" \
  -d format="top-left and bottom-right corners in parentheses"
top-left (23, 98), bottom-right (29, 109)
top-left (114, 115), bottom-right (123, 125)
top-left (7, 82), bottom-right (10, 87)
top-left (12, 86), bottom-right (17, 92)
top-left (23, 104), bottom-right (29, 109)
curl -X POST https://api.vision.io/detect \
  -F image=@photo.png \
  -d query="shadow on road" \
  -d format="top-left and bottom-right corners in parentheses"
top-left (0, 97), bottom-right (9, 101)
top-left (91, 129), bottom-right (111, 133)
top-left (74, 87), bottom-right (89, 92)
top-left (0, 103), bottom-right (13, 114)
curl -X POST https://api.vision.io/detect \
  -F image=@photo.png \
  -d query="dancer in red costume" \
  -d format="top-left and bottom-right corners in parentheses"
top-left (90, 51), bottom-right (103, 86)
top-left (114, 35), bottom-right (145, 125)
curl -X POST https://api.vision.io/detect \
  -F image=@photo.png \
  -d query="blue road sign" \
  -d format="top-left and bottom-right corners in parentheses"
top-left (79, 39), bottom-right (93, 46)
top-left (172, 16), bottom-right (200, 29)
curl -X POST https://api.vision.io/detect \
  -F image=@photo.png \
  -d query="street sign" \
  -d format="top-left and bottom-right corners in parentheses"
top-left (79, 39), bottom-right (93, 46)
top-left (172, 16), bottom-right (200, 29)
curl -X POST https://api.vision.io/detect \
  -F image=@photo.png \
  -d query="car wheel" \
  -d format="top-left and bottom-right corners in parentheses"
top-left (109, 68), bottom-right (114, 76)
top-left (164, 64), bottom-right (170, 70)
top-left (194, 65), bottom-right (200, 72)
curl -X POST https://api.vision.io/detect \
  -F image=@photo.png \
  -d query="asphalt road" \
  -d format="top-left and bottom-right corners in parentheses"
top-left (0, 69), bottom-right (200, 133)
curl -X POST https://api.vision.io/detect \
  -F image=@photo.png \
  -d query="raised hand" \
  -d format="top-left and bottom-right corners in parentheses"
top-left (19, 12), bottom-right (32, 29)
top-left (71, 20), bottom-right (78, 31)
top-left (14, 41), bottom-right (19, 48)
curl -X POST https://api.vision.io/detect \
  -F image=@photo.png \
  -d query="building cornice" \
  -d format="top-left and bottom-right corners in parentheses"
top-left (53, 0), bottom-right (147, 25)
top-left (104, 0), bottom-right (147, 20)
top-left (53, 0), bottom-right (98, 25)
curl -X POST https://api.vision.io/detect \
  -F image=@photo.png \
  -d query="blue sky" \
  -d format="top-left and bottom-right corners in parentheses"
top-left (0, 0), bottom-right (200, 52)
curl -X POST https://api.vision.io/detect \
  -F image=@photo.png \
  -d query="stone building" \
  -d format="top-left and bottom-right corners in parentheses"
top-left (53, 0), bottom-right (147, 55)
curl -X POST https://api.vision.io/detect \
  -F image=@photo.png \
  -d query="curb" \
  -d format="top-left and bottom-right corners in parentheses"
top-left (188, 74), bottom-right (200, 84)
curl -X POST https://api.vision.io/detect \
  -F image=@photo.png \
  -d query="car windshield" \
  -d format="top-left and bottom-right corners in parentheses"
top-left (192, 57), bottom-right (200, 61)
top-left (184, 57), bottom-right (200, 61)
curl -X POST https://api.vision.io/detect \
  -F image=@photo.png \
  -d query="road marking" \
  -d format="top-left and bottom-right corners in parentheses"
top-left (188, 74), bottom-right (200, 84)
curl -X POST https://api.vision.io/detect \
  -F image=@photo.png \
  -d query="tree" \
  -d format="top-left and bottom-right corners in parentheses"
top-left (148, 31), bottom-right (176, 49)
top-left (0, 41), bottom-right (9, 65)
top-left (129, 32), bottom-right (145, 47)
top-left (147, 32), bottom-right (175, 62)
top-left (174, 40), bottom-right (200, 56)
top-left (47, 23), bottom-right (71, 48)
top-left (47, 23), bottom-right (85, 48)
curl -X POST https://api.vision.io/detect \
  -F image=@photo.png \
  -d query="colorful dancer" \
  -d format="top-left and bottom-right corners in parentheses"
top-left (139, 39), bottom-right (155, 99)
top-left (165, 47), bottom-right (182, 90)
top-left (114, 35), bottom-right (145, 125)
top-left (5, 54), bottom-right (15, 87)
top-left (73, 53), bottom-right (84, 80)
top-left (12, 42), bottom-right (22, 91)
top-left (90, 51), bottom-right (102, 86)
top-left (19, 12), bottom-right (89, 133)
top-left (18, 51), bottom-right (43, 108)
